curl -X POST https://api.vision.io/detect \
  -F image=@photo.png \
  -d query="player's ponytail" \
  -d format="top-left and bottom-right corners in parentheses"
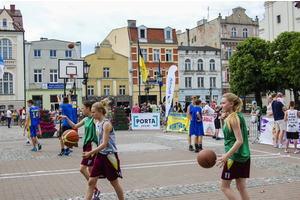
top-left (222, 93), bottom-right (243, 130)
top-left (92, 98), bottom-right (109, 116)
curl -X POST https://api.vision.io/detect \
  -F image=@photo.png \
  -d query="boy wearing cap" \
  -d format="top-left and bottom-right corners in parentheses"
top-left (277, 92), bottom-right (284, 104)
top-left (251, 101), bottom-right (262, 134)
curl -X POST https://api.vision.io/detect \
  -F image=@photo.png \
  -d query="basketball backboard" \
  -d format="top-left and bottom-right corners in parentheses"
top-left (58, 59), bottom-right (84, 79)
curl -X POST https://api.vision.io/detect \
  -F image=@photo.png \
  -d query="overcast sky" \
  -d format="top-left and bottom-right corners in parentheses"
top-left (2, 0), bottom-right (266, 56)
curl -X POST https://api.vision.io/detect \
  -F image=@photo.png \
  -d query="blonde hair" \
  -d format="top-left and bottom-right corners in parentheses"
top-left (216, 105), bottom-right (220, 109)
top-left (222, 93), bottom-right (243, 130)
top-left (92, 98), bottom-right (109, 116)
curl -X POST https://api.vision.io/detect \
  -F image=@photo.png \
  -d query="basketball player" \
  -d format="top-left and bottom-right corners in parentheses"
top-left (187, 95), bottom-right (197, 151)
top-left (23, 100), bottom-right (42, 151)
top-left (83, 99), bottom-right (124, 200)
top-left (58, 100), bottom-right (100, 198)
top-left (57, 92), bottom-right (73, 156)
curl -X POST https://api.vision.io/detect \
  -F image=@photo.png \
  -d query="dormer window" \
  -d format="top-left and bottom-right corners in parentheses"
top-left (3, 19), bottom-right (7, 27)
top-left (164, 27), bottom-right (173, 43)
top-left (166, 31), bottom-right (171, 39)
top-left (140, 29), bottom-right (145, 38)
top-left (138, 25), bottom-right (147, 42)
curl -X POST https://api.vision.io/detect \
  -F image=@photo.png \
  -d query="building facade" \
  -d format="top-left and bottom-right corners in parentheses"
top-left (178, 46), bottom-right (222, 105)
top-left (106, 20), bottom-right (179, 106)
top-left (25, 38), bottom-right (83, 110)
top-left (0, 4), bottom-right (25, 112)
top-left (259, 1), bottom-right (300, 106)
top-left (84, 39), bottom-right (131, 107)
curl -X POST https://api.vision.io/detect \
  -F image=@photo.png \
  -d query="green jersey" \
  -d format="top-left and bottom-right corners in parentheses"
top-left (82, 117), bottom-right (98, 147)
top-left (151, 105), bottom-right (158, 113)
top-left (223, 112), bottom-right (250, 162)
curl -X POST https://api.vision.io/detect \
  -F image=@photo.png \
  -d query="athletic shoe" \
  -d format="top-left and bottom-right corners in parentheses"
top-left (285, 149), bottom-right (289, 153)
top-left (274, 143), bottom-right (278, 148)
top-left (279, 144), bottom-right (284, 149)
top-left (26, 141), bottom-right (30, 146)
top-left (216, 137), bottom-right (221, 140)
top-left (189, 145), bottom-right (194, 151)
top-left (195, 148), bottom-right (200, 153)
top-left (294, 149), bottom-right (299, 154)
top-left (92, 190), bottom-right (101, 200)
top-left (38, 143), bottom-right (42, 150)
top-left (58, 151), bottom-right (64, 156)
top-left (30, 148), bottom-right (37, 151)
top-left (212, 135), bottom-right (216, 139)
top-left (64, 149), bottom-right (71, 155)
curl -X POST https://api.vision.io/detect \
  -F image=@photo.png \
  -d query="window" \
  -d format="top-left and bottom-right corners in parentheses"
top-left (185, 77), bottom-right (192, 88)
top-left (166, 31), bottom-right (171, 39)
top-left (104, 86), bottom-right (110, 95)
top-left (34, 50), bottom-right (41, 57)
top-left (210, 77), bottom-right (216, 87)
top-left (277, 15), bottom-right (281, 23)
top-left (226, 46), bottom-right (232, 60)
top-left (65, 50), bottom-right (72, 58)
top-left (140, 29), bottom-right (145, 38)
top-left (141, 49), bottom-right (147, 61)
top-left (0, 105), bottom-right (5, 111)
top-left (88, 86), bottom-right (94, 96)
top-left (243, 28), bottom-right (248, 37)
top-left (0, 39), bottom-right (12, 59)
top-left (119, 85), bottom-right (126, 95)
top-left (34, 69), bottom-right (42, 83)
top-left (180, 42), bottom-right (183, 46)
top-left (0, 72), bottom-right (13, 94)
top-left (231, 27), bottom-right (237, 37)
top-left (197, 59), bottom-right (203, 70)
top-left (166, 50), bottom-right (172, 62)
top-left (3, 19), bottom-right (7, 27)
top-left (226, 67), bottom-right (230, 82)
top-left (209, 59), bottom-right (215, 70)
top-left (103, 68), bottom-right (110, 77)
top-left (50, 50), bottom-right (57, 57)
top-left (154, 49), bottom-right (160, 61)
top-left (185, 59), bottom-right (191, 70)
top-left (198, 77), bottom-right (204, 88)
top-left (50, 69), bottom-right (58, 83)
top-left (194, 36), bottom-right (196, 42)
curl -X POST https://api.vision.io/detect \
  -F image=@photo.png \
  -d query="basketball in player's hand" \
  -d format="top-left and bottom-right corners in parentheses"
top-left (197, 149), bottom-right (217, 168)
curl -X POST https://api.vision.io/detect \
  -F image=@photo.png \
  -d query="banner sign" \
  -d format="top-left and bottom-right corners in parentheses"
top-left (131, 113), bottom-right (160, 130)
top-left (165, 65), bottom-right (178, 121)
top-left (260, 117), bottom-right (300, 147)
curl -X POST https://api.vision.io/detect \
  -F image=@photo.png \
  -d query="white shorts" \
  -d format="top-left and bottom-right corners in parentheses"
top-left (22, 115), bottom-right (25, 119)
top-left (275, 119), bottom-right (286, 131)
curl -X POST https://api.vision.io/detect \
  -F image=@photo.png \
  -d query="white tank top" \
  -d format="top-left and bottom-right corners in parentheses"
top-left (267, 104), bottom-right (272, 116)
top-left (95, 119), bottom-right (118, 155)
top-left (287, 110), bottom-right (298, 132)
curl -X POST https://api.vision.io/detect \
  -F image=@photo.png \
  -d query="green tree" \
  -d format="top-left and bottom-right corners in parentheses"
top-left (228, 37), bottom-right (270, 108)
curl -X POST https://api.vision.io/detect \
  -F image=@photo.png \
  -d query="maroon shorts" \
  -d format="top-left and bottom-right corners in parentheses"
top-left (81, 142), bottom-right (96, 166)
top-left (221, 157), bottom-right (250, 180)
top-left (90, 152), bottom-right (123, 181)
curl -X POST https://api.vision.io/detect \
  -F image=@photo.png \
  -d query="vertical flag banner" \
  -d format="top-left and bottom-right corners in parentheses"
top-left (165, 65), bottom-right (177, 122)
top-left (0, 54), bottom-right (4, 79)
top-left (138, 43), bottom-right (148, 82)
top-left (158, 59), bottom-right (163, 89)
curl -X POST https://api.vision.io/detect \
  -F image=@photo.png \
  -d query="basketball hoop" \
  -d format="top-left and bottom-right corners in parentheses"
top-left (68, 74), bottom-right (78, 82)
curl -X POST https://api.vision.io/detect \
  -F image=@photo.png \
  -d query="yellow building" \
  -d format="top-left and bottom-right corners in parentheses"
top-left (84, 40), bottom-right (131, 106)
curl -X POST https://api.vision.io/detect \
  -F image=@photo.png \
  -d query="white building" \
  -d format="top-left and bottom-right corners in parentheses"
top-left (25, 38), bottom-right (83, 110)
top-left (178, 46), bottom-right (222, 105)
top-left (259, 1), bottom-right (300, 106)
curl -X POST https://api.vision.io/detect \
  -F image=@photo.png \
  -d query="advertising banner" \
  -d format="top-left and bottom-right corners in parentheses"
top-left (131, 113), bottom-right (160, 130)
top-left (165, 65), bottom-right (178, 121)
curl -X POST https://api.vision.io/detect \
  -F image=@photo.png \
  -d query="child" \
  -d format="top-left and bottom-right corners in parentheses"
top-left (217, 93), bottom-right (251, 200)
top-left (59, 101), bottom-right (100, 198)
top-left (213, 105), bottom-right (221, 140)
top-left (83, 99), bottom-right (124, 200)
top-left (187, 96), bottom-right (197, 151)
top-left (284, 101), bottom-right (300, 154)
top-left (189, 99), bottom-right (204, 153)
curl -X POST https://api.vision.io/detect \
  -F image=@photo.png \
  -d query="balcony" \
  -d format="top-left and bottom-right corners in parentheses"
top-left (4, 59), bottom-right (15, 68)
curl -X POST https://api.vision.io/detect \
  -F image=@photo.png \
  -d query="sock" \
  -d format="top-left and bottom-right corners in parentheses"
top-left (26, 138), bottom-right (29, 142)
top-left (195, 144), bottom-right (198, 149)
top-left (61, 148), bottom-right (65, 152)
top-left (66, 148), bottom-right (69, 152)
top-left (94, 187), bottom-right (98, 191)
top-left (199, 144), bottom-right (202, 149)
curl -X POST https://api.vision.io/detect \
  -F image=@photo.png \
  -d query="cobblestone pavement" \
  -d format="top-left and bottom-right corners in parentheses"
top-left (0, 123), bottom-right (299, 200)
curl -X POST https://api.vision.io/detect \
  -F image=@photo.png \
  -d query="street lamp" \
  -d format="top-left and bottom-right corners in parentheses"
top-left (157, 74), bottom-right (163, 103)
top-left (209, 87), bottom-right (212, 103)
top-left (83, 62), bottom-right (91, 100)
top-left (144, 75), bottom-right (156, 103)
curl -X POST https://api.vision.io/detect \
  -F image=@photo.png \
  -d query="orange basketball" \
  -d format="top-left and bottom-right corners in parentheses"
top-left (62, 130), bottom-right (79, 147)
top-left (68, 43), bottom-right (74, 49)
top-left (197, 149), bottom-right (216, 168)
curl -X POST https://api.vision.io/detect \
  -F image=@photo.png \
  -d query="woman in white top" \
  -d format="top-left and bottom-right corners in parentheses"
top-left (21, 107), bottom-right (26, 128)
top-left (266, 95), bottom-right (273, 117)
top-left (6, 108), bottom-right (12, 128)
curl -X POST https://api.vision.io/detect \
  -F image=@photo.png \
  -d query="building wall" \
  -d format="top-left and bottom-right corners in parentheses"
top-left (105, 27), bottom-right (131, 58)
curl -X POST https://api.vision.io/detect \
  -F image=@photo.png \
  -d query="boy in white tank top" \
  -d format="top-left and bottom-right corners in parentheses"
top-left (284, 101), bottom-right (300, 154)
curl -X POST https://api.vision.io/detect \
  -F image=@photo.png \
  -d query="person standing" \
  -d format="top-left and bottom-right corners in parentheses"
top-left (1, 111), bottom-right (5, 126)
top-left (187, 96), bottom-right (197, 151)
top-left (217, 93), bottom-right (251, 200)
top-left (6, 108), bottom-right (12, 128)
top-left (140, 102), bottom-right (147, 113)
top-left (202, 102), bottom-right (215, 115)
top-left (251, 101), bottom-right (262, 134)
top-left (271, 93), bottom-right (287, 149)
top-left (151, 101), bottom-right (158, 113)
top-left (213, 105), bottom-right (222, 140)
top-left (176, 103), bottom-right (183, 113)
top-left (132, 103), bottom-right (140, 113)
top-left (211, 100), bottom-right (216, 110)
top-left (189, 99), bottom-right (204, 152)
top-left (21, 107), bottom-right (26, 128)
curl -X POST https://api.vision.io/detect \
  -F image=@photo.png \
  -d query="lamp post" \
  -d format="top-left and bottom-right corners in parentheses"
top-left (83, 62), bottom-right (91, 100)
top-left (209, 87), bottom-right (212, 103)
top-left (144, 75), bottom-right (156, 103)
top-left (157, 74), bottom-right (163, 103)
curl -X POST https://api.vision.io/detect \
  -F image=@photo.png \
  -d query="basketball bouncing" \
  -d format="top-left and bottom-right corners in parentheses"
top-left (197, 149), bottom-right (217, 168)
top-left (62, 130), bottom-right (79, 147)
top-left (68, 43), bottom-right (74, 49)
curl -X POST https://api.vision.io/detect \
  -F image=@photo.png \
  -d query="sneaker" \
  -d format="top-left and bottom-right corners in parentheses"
top-left (38, 143), bottom-right (42, 150)
top-left (285, 149), bottom-right (289, 153)
top-left (212, 135), bottom-right (216, 139)
top-left (64, 149), bottom-right (71, 155)
top-left (279, 144), bottom-right (284, 149)
top-left (92, 190), bottom-right (101, 200)
top-left (294, 149), bottom-right (299, 154)
top-left (195, 148), bottom-right (200, 153)
top-left (30, 148), bottom-right (37, 151)
top-left (26, 141), bottom-right (30, 146)
top-left (189, 145), bottom-right (194, 151)
top-left (274, 143), bottom-right (278, 148)
top-left (216, 137), bottom-right (221, 140)
top-left (58, 151), bottom-right (64, 156)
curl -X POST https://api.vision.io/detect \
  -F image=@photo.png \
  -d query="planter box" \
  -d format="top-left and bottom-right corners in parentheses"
top-left (113, 125), bottom-right (128, 130)
top-left (42, 131), bottom-right (55, 138)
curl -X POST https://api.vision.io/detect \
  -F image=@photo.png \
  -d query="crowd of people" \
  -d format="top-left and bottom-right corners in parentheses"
top-left (1, 107), bottom-right (26, 128)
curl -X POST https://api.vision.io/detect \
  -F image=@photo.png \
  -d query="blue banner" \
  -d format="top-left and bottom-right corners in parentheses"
top-left (47, 83), bottom-right (64, 89)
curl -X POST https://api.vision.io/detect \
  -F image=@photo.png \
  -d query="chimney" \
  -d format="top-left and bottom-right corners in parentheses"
top-left (10, 4), bottom-right (15, 11)
top-left (186, 29), bottom-right (190, 46)
top-left (127, 20), bottom-right (136, 28)
top-left (95, 43), bottom-right (100, 53)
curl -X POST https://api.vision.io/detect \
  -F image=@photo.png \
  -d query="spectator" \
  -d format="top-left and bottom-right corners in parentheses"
top-left (161, 102), bottom-right (166, 125)
top-left (277, 92), bottom-right (284, 104)
top-left (176, 103), bottom-right (183, 113)
top-left (124, 104), bottom-right (131, 118)
top-left (151, 101), bottom-right (158, 113)
top-left (132, 103), bottom-right (140, 113)
top-left (266, 95), bottom-right (273, 117)
top-left (12, 110), bottom-right (18, 125)
top-left (251, 101), bottom-right (262, 134)
top-left (213, 105), bottom-right (222, 140)
top-left (1, 111), bottom-right (6, 126)
top-left (147, 103), bottom-right (152, 113)
top-left (140, 102), bottom-right (147, 113)
top-left (211, 100), bottom-right (216, 110)
top-left (6, 108), bottom-right (12, 128)
top-left (202, 102), bottom-right (215, 114)
top-left (173, 102), bottom-right (178, 112)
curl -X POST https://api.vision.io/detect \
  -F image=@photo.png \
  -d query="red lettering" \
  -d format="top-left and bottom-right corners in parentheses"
top-left (203, 117), bottom-right (213, 122)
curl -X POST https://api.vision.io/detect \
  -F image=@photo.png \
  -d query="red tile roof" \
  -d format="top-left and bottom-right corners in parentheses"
top-left (0, 8), bottom-right (24, 31)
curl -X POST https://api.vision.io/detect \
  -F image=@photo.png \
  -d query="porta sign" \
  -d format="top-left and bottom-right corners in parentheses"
top-left (131, 113), bottom-right (160, 130)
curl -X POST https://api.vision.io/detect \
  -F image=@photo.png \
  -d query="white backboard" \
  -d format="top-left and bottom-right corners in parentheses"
top-left (58, 59), bottom-right (84, 79)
